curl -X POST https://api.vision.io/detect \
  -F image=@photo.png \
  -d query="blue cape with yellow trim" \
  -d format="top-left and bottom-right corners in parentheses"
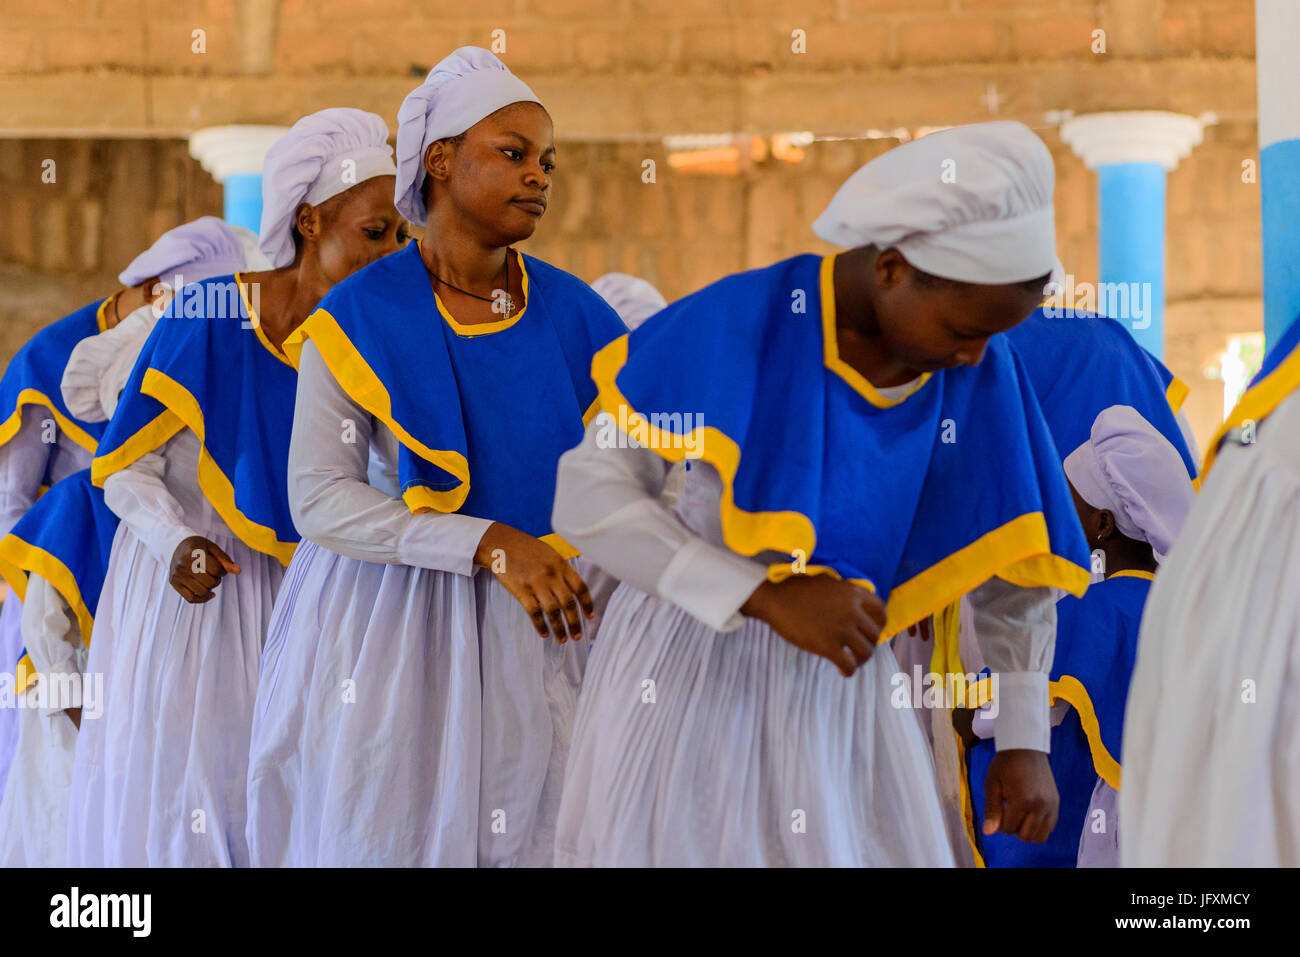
top-left (91, 275), bottom-right (299, 565)
top-left (1203, 312), bottom-right (1300, 476)
top-left (1005, 308), bottom-right (1197, 479)
top-left (0, 297), bottom-right (113, 456)
top-left (970, 572), bottom-right (1149, 867)
top-left (592, 253), bottom-right (1091, 637)
top-left (0, 469), bottom-right (119, 691)
top-left (285, 242), bottom-right (625, 556)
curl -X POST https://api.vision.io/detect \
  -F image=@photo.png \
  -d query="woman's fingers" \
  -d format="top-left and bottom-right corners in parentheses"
top-left (560, 564), bottom-right (596, 619)
top-left (539, 589), bottom-right (571, 643)
top-left (842, 629), bottom-right (873, 666)
top-left (518, 587), bottom-right (549, 637)
top-left (206, 541), bottom-right (242, 576)
top-left (858, 592), bottom-right (887, 631)
top-left (551, 585), bottom-right (584, 642)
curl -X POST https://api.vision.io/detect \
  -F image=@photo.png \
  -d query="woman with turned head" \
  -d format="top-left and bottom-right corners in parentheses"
top-left (245, 48), bottom-right (624, 867)
top-left (551, 122), bottom-right (1094, 866)
top-left (67, 109), bottom-right (408, 867)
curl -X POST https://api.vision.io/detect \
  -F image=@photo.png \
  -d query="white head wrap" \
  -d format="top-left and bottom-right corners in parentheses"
top-left (591, 273), bottom-right (668, 331)
top-left (394, 46), bottom-right (543, 226)
top-left (258, 108), bottom-right (397, 268)
top-left (65, 218), bottom-right (269, 422)
top-left (117, 216), bottom-right (247, 289)
top-left (812, 121), bottom-right (1056, 284)
top-left (1063, 404), bottom-right (1196, 562)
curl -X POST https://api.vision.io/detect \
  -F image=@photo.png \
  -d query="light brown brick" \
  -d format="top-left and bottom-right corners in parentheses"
top-left (896, 16), bottom-right (1001, 65)
top-left (275, 27), bottom-right (354, 73)
top-left (1158, 9), bottom-right (1199, 56)
top-left (43, 22), bottom-right (141, 70)
top-left (1009, 14), bottom-right (1100, 61)
top-left (845, 0), bottom-right (951, 13)
top-left (353, 24), bottom-right (462, 74)
top-left (786, 23), bottom-right (890, 69)
top-left (1198, 2), bottom-right (1254, 57)
top-left (0, 30), bottom-right (38, 73)
top-left (524, 0), bottom-right (622, 17)
top-left (489, 26), bottom-right (573, 73)
top-left (735, 0), bottom-right (839, 20)
top-left (146, 21), bottom-right (237, 73)
top-left (572, 28), bottom-right (621, 72)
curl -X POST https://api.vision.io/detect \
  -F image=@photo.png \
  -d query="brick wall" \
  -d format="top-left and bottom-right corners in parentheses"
top-left (0, 0), bottom-right (1267, 449)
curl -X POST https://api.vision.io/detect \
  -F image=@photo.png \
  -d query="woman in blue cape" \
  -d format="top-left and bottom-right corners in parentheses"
top-left (0, 217), bottom-right (258, 867)
top-left (65, 109), bottom-right (408, 868)
top-left (0, 217), bottom-right (251, 808)
top-left (550, 121), bottom-right (1092, 867)
top-left (245, 48), bottom-right (625, 868)
top-left (1123, 316), bottom-right (1300, 865)
top-left (966, 405), bottom-right (1195, 867)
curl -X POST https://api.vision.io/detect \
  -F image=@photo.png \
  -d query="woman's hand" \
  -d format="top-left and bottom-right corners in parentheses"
top-left (168, 535), bottom-right (242, 603)
top-left (475, 523), bottom-right (595, 643)
top-left (983, 749), bottom-right (1060, 842)
top-left (740, 576), bottom-right (886, 677)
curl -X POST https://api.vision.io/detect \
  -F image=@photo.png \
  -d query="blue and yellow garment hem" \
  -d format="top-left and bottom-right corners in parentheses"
top-left (591, 334), bottom-right (1090, 641)
top-left (0, 536), bottom-right (95, 694)
top-left (0, 295), bottom-right (118, 456)
top-left (1203, 324), bottom-right (1300, 477)
top-left (90, 369), bottom-right (297, 566)
top-left (285, 307), bottom-right (586, 561)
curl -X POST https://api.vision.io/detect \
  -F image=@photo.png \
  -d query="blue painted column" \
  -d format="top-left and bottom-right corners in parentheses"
top-left (1256, 0), bottom-right (1300, 352)
top-left (222, 172), bottom-right (265, 233)
top-left (1061, 112), bottom-right (1204, 361)
top-left (188, 125), bottom-right (289, 237)
top-left (1097, 163), bottom-right (1167, 358)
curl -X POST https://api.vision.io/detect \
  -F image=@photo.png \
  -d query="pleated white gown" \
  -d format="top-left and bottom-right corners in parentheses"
top-left (551, 418), bottom-right (956, 867)
top-left (0, 578), bottom-right (86, 866)
top-left (246, 342), bottom-right (604, 867)
top-left (1121, 390), bottom-right (1300, 866)
top-left (66, 431), bottom-right (284, 867)
top-left (0, 414), bottom-right (91, 801)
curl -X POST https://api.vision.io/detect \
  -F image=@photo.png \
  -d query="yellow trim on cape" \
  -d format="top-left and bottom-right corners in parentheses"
top-left (1202, 331), bottom-right (1300, 477)
top-left (0, 388), bottom-right (101, 454)
top-left (885, 513), bottom-right (1089, 639)
top-left (15, 652), bottom-right (35, 694)
top-left (0, 535), bottom-right (94, 652)
top-left (1165, 376), bottom-right (1189, 415)
top-left (820, 254), bottom-right (932, 408)
top-left (592, 334), bottom-right (817, 559)
top-left (91, 370), bottom-right (297, 566)
top-left (235, 273), bottom-right (297, 369)
top-left (967, 674), bottom-right (1122, 791)
top-left (1107, 568), bottom-right (1155, 582)
top-left (1050, 675), bottom-right (1122, 791)
top-left (95, 292), bottom-right (122, 333)
top-left (286, 308), bottom-right (472, 513)
top-left (419, 243), bottom-right (531, 338)
top-left (955, 729), bottom-right (986, 868)
top-left (765, 563), bottom-right (876, 592)
top-left (590, 335), bottom-right (1091, 643)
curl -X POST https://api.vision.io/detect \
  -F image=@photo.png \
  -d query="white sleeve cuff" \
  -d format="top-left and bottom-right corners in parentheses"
top-left (992, 670), bottom-right (1051, 752)
top-left (656, 536), bottom-right (768, 634)
top-left (397, 513), bottom-right (494, 577)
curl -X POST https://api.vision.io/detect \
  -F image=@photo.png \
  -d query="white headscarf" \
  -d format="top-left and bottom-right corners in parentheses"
top-left (1064, 405), bottom-right (1197, 563)
top-left (591, 273), bottom-right (668, 331)
top-left (812, 121), bottom-right (1056, 284)
top-left (394, 46), bottom-right (543, 226)
top-left (63, 218), bottom-right (268, 422)
top-left (117, 216), bottom-right (247, 289)
top-left (259, 108), bottom-right (397, 268)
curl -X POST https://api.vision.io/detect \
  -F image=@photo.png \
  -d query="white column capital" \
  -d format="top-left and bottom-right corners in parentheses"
top-left (1059, 111), bottom-right (1204, 171)
top-left (188, 125), bottom-right (289, 182)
